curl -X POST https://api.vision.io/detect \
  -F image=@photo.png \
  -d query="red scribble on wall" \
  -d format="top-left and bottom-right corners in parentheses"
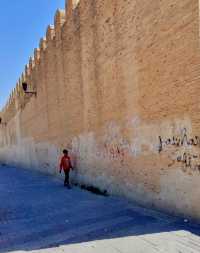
top-left (104, 140), bottom-right (129, 164)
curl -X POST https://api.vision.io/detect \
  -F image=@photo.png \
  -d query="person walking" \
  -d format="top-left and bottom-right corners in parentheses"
top-left (59, 149), bottom-right (74, 188)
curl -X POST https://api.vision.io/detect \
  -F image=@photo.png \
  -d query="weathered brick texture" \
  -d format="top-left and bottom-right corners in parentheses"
top-left (1, 0), bottom-right (200, 219)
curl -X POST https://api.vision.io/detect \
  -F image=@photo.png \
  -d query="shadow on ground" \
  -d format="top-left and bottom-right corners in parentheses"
top-left (0, 166), bottom-right (200, 253)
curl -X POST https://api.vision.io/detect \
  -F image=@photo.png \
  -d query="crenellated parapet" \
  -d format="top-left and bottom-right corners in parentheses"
top-left (54, 9), bottom-right (66, 40)
top-left (46, 25), bottom-right (55, 43)
top-left (66, 0), bottom-right (80, 16)
top-left (29, 57), bottom-right (35, 71)
top-left (39, 37), bottom-right (47, 52)
top-left (54, 9), bottom-right (65, 29)
top-left (1, 0), bottom-right (77, 123)
top-left (34, 48), bottom-right (40, 64)
top-left (25, 64), bottom-right (30, 79)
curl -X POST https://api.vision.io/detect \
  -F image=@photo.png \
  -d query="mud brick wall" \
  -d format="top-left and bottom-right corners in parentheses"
top-left (1, 0), bottom-right (200, 219)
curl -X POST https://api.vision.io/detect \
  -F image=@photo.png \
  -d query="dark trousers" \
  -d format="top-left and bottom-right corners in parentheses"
top-left (64, 170), bottom-right (70, 186)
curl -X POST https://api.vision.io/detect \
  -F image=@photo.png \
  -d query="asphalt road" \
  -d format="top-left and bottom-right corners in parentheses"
top-left (0, 165), bottom-right (200, 253)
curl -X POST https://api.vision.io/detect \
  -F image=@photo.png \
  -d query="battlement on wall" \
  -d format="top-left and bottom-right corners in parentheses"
top-left (0, 5), bottom-right (72, 120)
top-left (1, 0), bottom-right (83, 121)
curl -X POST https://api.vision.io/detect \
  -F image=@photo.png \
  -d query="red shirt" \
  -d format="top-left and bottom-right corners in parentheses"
top-left (60, 155), bottom-right (72, 172)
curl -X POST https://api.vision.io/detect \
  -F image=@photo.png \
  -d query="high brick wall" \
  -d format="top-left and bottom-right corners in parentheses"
top-left (1, 0), bottom-right (200, 219)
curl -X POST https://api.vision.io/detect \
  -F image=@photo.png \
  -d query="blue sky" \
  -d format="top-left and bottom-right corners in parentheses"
top-left (0, 0), bottom-right (65, 110)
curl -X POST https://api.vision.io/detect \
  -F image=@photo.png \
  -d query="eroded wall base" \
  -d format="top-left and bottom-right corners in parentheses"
top-left (1, 116), bottom-right (200, 219)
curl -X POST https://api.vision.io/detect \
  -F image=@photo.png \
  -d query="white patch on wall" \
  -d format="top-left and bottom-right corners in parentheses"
top-left (130, 116), bottom-right (193, 156)
top-left (1, 115), bottom-right (200, 219)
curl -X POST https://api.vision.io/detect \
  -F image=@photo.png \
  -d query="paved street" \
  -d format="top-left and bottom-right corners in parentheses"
top-left (0, 166), bottom-right (200, 253)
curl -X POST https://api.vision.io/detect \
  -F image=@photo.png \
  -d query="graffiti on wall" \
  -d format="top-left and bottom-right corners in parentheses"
top-left (158, 128), bottom-right (200, 173)
top-left (176, 152), bottom-right (200, 172)
top-left (103, 139), bottom-right (130, 164)
top-left (158, 128), bottom-right (200, 153)
top-left (71, 132), bottom-right (131, 166)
